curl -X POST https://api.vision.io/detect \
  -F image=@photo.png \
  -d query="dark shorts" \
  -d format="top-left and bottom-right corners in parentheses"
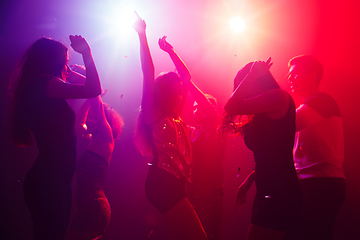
top-left (299, 177), bottom-right (346, 240)
top-left (251, 187), bottom-right (302, 232)
top-left (145, 166), bottom-right (186, 214)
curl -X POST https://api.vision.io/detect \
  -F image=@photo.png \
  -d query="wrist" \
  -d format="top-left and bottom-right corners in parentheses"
top-left (81, 50), bottom-right (92, 58)
top-left (137, 31), bottom-right (146, 37)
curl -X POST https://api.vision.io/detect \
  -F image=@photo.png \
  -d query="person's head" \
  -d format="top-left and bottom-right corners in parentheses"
top-left (288, 55), bottom-right (323, 98)
top-left (20, 37), bottom-right (69, 82)
top-left (154, 72), bottom-right (183, 113)
top-left (234, 62), bottom-right (280, 98)
top-left (86, 103), bottom-right (124, 140)
top-left (193, 94), bottom-right (217, 124)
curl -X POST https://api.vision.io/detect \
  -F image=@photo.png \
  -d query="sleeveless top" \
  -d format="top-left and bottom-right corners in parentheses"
top-left (150, 115), bottom-right (192, 182)
top-left (22, 76), bottom-right (76, 184)
top-left (243, 95), bottom-right (299, 195)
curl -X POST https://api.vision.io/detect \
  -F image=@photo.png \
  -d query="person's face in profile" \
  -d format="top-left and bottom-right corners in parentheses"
top-left (287, 64), bottom-right (313, 96)
top-left (61, 52), bottom-right (69, 81)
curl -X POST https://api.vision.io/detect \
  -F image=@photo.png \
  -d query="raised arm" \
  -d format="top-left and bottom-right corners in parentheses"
top-left (66, 64), bottom-right (87, 84)
top-left (158, 36), bottom-right (190, 114)
top-left (224, 58), bottom-right (288, 117)
top-left (133, 13), bottom-right (160, 124)
top-left (46, 35), bottom-right (101, 99)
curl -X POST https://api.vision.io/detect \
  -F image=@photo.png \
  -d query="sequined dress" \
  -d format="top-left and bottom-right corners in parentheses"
top-left (150, 115), bottom-right (192, 182)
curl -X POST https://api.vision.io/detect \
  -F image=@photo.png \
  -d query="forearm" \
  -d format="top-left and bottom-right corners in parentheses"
top-left (245, 170), bottom-right (256, 184)
top-left (224, 72), bottom-right (256, 114)
top-left (88, 96), bottom-right (107, 127)
top-left (82, 51), bottom-right (101, 97)
top-left (167, 50), bottom-right (191, 81)
top-left (66, 69), bottom-right (86, 84)
top-left (138, 33), bottom-right (155, 81)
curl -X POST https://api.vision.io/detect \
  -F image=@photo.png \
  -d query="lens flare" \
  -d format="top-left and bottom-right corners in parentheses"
top-left (109, 6), bottom-right (137, 36)
top-left (230, 17), bottom-right (246, 33)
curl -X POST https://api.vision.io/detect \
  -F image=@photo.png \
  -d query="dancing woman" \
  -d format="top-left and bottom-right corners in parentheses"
top-left (133, 14), bottom-right (207, 240)
top-left (9, 35), bottom-right (101, 240)
top-left (67, 91), bottom-right (123, 240)
top-left (224, 59), bottom-right (301, 240)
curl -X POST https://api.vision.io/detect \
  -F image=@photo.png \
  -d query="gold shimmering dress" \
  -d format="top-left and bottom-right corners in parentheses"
top-left (150, 115), bottom-right (192, 182)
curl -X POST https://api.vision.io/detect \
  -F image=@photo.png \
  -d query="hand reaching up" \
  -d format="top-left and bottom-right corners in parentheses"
top-left (133, 11), bottom-right (146, 35)
top-left (69, 35), bottom-right (91, 55)
top-left (158, 36), bottom-right (173, 53)
top-left (249, 57), bottom-right (273, 79)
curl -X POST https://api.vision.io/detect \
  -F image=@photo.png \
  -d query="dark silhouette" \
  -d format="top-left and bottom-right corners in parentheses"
top-left (9, 36), bottom-right (101, 240)
top-left (185, 83), bottom-right (227, 240)
top-left (223, 59), bottom-right (301, 240)
top-left (67, 91), bottom-right (123, 240)
top-left (288, 55), bottom-right (346, 240)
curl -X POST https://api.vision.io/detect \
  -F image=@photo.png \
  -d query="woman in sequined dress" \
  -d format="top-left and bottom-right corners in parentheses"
top-left (133, 14), bottom-right (207, 240)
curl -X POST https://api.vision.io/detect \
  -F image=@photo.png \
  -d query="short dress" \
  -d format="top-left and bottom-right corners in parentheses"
top-left (70, 150), bottom-right (111, 235)
top-left (145, 115), bottom-right (192, 214)
top-left (243, 96), bottom-right (301, 231)
top-left (22, 76), bottom-right (76, 239)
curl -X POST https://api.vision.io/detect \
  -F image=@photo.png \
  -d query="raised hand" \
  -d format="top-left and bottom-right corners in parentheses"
top-left (133, 11), bottom-right (146, 35)
top-left (158, 36), bottom-right (173, 53)
top-left (249, 57), bottom-right (273, 78)
top-left (69, 35), bottom-right (91, 55)
top-left (71, 64), bottom-right (86, 76)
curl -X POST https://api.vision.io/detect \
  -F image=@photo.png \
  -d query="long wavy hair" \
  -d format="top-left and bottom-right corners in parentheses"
top-left (103, 103), bottom-right (124, 140)
top-left (135, 71), bottom-right (182, 156)
top-left (9, 37), bottom-right (68, 146)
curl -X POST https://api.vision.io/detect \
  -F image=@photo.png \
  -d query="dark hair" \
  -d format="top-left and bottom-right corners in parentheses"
top-left (135, 71), bottom-right (182, 156)
top-left (103, 103), bottom-right (124, 140)
top-left (225, 61), bottom-right (280, 136)
top-left (9, 37), bottom-right (68, 146)
top-left (154, 72), bottom-right (182, 113)
top-left (234, 61), bottom-right (280, 92)
top-left (288, 55), bottom-right (323, 86)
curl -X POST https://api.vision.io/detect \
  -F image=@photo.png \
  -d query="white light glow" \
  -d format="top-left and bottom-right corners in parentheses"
top-left (230, 17), bottom-right (246, 33)
top-left (108, 6), bottom-right (137, 36)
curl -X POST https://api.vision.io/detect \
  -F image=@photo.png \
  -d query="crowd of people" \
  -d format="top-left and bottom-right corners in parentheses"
top-left (8, 12), bottom-right (345, 240)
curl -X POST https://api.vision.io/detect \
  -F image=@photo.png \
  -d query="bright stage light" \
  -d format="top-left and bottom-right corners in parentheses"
top-left (108, 6), bottom-right (137, 36)
top-left (230, 16), bottom-right (246, 33)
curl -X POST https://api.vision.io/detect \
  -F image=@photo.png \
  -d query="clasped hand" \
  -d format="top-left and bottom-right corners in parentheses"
top-left (249, 57), bottom-right (273, 79)
top-left (158, 36), bottom-right (173, 53)
top-left (69, 35), bottom-right (91, 55)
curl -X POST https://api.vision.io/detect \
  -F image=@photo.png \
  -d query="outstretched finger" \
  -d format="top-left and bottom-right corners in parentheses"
top-left (134, 11), bottom-right (142, 20)
top-left (268, 62), bottom-right (274, 69)
top-left (265, 57), bottom-right (271, 65)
